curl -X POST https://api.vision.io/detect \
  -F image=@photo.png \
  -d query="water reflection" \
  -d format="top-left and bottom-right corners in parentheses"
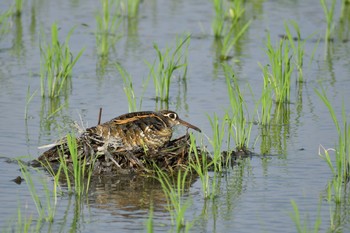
top-left (11, 14), bottom-right (25, 58)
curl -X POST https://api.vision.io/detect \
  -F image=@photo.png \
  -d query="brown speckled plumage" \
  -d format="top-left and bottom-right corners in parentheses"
top-left (37, 110), bottom-right (201, 165)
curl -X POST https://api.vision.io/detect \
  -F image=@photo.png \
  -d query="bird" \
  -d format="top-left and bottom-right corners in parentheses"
top-left (38, 110), bottom-right (201, 162)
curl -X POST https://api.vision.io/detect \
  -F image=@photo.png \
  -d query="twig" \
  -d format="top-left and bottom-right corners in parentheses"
top-left (98, 107), bottom-right (102, 125)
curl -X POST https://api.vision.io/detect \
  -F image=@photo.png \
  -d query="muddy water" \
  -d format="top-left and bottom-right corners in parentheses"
top-left (1, 0), bottom-right (350, 232)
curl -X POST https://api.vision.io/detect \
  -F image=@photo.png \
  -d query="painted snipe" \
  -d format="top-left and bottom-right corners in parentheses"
top-left (38, 110), bottom-right (201, 162)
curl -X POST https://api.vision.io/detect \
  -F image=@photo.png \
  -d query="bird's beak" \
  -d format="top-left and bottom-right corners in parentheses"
top-left (177, 118), bottom-right (201, 133)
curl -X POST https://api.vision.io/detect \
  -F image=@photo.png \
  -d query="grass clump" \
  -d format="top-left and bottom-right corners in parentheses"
top-left (316, 87), bottom-right (350, 203)
top-left (40, 23), bottom-right (84, 98)
top-left (261, 33), bottom-right (293, 104)
top-left (147, 35), bottom-right (190, 102)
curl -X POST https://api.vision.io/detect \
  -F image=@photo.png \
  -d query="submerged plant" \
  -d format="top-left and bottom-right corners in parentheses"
top-left (40, 23), bottom-right (84, 98)
top-left (147, 35), bottom-right (190, 102)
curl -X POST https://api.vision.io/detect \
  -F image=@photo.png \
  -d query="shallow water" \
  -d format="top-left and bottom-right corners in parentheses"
top-left (1, 0), bottom-right (350, 232)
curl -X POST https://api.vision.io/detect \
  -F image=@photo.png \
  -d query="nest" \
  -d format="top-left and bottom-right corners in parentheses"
top-left (35, 134), bottom-right (210, 176)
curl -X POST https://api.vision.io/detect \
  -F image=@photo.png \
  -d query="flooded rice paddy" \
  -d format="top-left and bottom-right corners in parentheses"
top-left (1, 0), bottom-right (350, 232)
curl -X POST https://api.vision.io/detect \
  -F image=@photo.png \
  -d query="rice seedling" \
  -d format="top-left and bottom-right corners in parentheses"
top-left (147, 35), bottom-right (190, 102)
top-left (64, 133), bottom-right (96, 196)
top-left (263, 33), bottom-right (293, 103)
top-left (95, 0), bottom-right (121, 57)
top-left (116, 63), bottom-right (138, 112)
top-left (207, 113), bottom-right (226, 172)
top-left (188, 134), bottom-right (211, 198)
top-left (40, 23), bottom-right (85, 98)
top-left (223, 64), bottom-right (252, 152)
top-left (116, 63), bottom-right (150, 112)
top-left (289, 200), bottom-right (322, 233)
top-left (283, 21), bottom-right (306, 82)
top-left (316, 87), bottom-right (350, 203)
top-left (219, 19), bottom-right (251, 60)
top-left (154, 165), bottom-right (193, 231)
top-left (320, 0), bottom-right (336, 54)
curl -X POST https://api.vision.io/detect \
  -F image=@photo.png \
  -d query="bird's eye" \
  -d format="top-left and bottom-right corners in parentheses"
top-left (167, 113), bottom-right (177, 120)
